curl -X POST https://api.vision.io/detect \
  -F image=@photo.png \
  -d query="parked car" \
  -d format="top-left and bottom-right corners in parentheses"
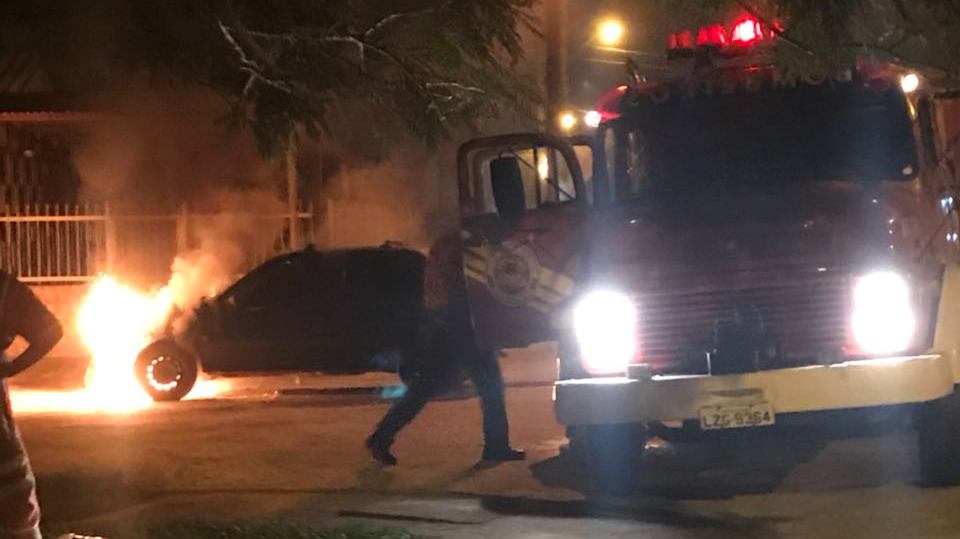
top-left (135, 245), bottom-right (426, 401)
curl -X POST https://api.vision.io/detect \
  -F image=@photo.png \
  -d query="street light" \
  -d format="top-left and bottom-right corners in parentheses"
top-left (597, 18), bottom-right (625, 47)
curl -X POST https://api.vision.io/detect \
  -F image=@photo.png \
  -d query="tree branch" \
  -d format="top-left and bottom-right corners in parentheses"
top-left (363, 5), bottom-right (442, 41)
top-left (241, 28), bottom-right (422, 79)
top-left (839, 40), bottom-right (951, 74)
top-left (218, 21), bottom-right (292, 94)
top-left (424, 82), bottom-right (484, 93)
top-left (840, 41), bottom-right (904, 62)
top-left (221, 15), bottom-right (494, 133)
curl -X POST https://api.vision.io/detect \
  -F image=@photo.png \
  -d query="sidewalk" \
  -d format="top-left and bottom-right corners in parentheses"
top-left (47, 488), bottom-right (777, 539)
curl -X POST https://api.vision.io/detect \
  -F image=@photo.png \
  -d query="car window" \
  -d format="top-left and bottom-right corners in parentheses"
top-left (344, 250), bottom-right (424, 299)
top-left (514, 147), bottom-right (577, 207)
top-left (471, 146), bottom-right (581, 214)
top-left (226, 257), bottom-right (303, 308)
top-left (573, 143), bottom-right (595, 205)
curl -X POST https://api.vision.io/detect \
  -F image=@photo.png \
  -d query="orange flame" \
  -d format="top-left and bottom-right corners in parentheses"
top-left (78, 276), bottom-right (172, 411)
top-left (11, 275), bottom-right (229, 414)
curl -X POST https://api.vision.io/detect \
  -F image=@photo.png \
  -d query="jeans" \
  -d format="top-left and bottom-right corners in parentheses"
top-left (370, 347), bottom-right (510, 450)
top-left (0, 382), bottom-right (39, 539)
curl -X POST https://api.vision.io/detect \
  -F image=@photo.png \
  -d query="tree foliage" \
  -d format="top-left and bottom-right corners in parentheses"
top-left (666, 0), bottom-right (960, 88)
top-left (0, 0), bottom-right (538, 156)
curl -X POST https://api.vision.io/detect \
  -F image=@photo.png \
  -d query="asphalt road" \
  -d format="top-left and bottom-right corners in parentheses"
top-left (10, 348), bottom-right (960, 538)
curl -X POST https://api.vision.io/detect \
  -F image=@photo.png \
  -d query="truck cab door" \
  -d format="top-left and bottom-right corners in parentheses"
top-left (456, 133), bottom-right (592, 350)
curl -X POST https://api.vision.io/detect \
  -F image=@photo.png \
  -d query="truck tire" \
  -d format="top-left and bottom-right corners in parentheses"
top-left (568, 424), bottom-right (646, 496)
top-left (134, 341), bottom-right (198, 402)
top-left (917, 390), bottom-right (960, 486)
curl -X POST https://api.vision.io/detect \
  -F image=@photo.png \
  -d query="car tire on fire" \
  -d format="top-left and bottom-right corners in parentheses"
top-left (917, 389), bottom-right (960, 486)
top-left (134, 341), bottom-right (199, 402)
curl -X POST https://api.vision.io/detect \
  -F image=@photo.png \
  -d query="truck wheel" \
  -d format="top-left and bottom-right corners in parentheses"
top-left (569, 424), bottom-right (646, 496)
top-left (917, 390), bottom-right (960, 486)
top-left (134, 341), bottom-right (198, 402)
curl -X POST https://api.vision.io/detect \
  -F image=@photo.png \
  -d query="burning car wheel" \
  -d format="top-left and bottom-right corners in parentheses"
top-left (135, 341), bottom-right (198, 402)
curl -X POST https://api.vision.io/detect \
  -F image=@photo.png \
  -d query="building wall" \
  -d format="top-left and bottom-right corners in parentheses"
top-left (0, 123), bottom-right (80, 205)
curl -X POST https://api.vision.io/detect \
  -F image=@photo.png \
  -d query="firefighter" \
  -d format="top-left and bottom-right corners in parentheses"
top-left (365, 233), bottom-right (524, 466)
top-left (0, 270), bottom-right (63, 539)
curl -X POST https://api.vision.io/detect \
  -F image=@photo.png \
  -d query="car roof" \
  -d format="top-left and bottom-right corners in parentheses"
top-left (275, 245), bottom-right (424, 263)
top-left (217, 245), bottom-right (425, 299)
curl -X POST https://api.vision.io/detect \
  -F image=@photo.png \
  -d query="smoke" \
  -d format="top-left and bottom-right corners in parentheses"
top-left (316, 144), bottom-right (454, 251)
top-left (159, 190), bottom-right (287, 335)
top-left (70, 82), bottom-right (293, 319)
top-left (73, 83), bottom-right (280, 207)
top-left (166, 189), bottom-right (286, 325)
top-left (69, 81), bottom-right (456, 326)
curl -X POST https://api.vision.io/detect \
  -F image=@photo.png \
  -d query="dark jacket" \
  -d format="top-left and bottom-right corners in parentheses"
top-left (401, 233), bottom-right (479, 395)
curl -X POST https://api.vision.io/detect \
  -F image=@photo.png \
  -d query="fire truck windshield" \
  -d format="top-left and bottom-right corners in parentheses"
top-left (598, 78), bottom-right (918, 204)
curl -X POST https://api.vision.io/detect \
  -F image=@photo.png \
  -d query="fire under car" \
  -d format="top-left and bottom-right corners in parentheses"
top-left (134, 245), bottom-right (425, 401)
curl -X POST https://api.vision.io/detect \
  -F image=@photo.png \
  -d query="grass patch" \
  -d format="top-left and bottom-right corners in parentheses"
top-left (62, 521), bottom-right (426, 539)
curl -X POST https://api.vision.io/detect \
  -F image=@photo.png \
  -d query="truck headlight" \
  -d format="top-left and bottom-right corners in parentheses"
top-left (851, 271), bottom-right (916, 355)
top-left (573, 290), bottom-right (637, 374)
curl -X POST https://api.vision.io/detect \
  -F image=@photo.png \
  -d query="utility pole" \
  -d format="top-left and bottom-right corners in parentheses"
top-left (544, 0), bottom-right (568, 133)
top-left (286, 135), bottom-right (302, 250)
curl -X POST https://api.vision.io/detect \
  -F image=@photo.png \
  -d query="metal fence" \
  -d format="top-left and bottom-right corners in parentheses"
top-left (0, 204), bottom-right (315, 283)
top-left (0, 205), bottom-right (108, 282)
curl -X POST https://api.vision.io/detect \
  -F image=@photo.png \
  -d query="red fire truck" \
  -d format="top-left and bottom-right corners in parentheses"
top-left (456, 15), bottom-right (960, 488)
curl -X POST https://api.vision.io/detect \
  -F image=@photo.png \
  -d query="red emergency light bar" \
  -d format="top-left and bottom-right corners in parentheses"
top-left (731, 18), bottom-right (763, 44)
top-left (668, 30), bottom-right (694, 50)
top-left (669, 16), bottom-right (775, 55)
top-left (594, 84), bottom-right (629, 124)
top-left (696, 25), bottom-right (728, 47)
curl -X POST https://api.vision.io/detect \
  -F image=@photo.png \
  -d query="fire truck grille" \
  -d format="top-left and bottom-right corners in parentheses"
top-left (635, 269), bottom-right (851, 372)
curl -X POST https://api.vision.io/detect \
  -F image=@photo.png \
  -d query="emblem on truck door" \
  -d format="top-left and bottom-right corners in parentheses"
top-left (487, 243), bottom-right (541, 307)
top-left (463, 241), bottom-right (575, 313)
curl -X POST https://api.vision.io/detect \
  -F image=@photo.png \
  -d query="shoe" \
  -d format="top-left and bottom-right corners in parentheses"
top-left (365, 436), bottom-right (398, 466)
top-left (482, 446), bottom-right (526, 462)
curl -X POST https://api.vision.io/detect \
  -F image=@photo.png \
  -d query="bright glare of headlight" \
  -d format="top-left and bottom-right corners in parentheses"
top-left (851, 271), bottom-right (916, 355)
top-left (900, 73), bottom-right (920, 94)
top-left (584, 110), bottom-right (602, 128)
top-left (573, 290), bottom-right (637, 374)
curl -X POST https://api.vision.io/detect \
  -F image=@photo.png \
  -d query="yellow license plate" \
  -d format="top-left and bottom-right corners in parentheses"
top-left (699, 403), bottom-right (776, 430)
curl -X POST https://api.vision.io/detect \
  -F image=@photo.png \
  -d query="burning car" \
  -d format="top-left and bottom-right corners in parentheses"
top-left (134, 245), bottom-right (425, 401)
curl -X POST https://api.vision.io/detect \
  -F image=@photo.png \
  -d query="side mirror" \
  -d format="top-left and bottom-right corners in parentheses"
top-left (490, 156), bottom-right (525, 223)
